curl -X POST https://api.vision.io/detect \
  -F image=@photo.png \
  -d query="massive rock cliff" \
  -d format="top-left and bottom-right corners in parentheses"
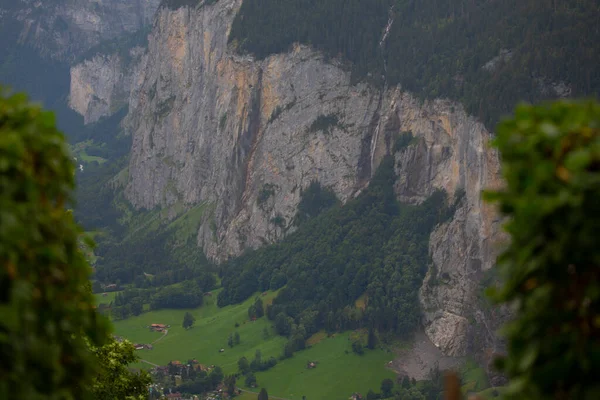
top-left (2, 0), bottom-right (160, 60)
top-left (71, 0), bottom-right (504, 359)
top-left (386, 91), bottom-right (506, 357)
top-left (70, 46), bottom-right (145, 124)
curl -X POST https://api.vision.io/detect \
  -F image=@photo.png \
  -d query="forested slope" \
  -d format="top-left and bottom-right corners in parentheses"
top-left (230, 0), bottom-right (600, 127)
top-left (218, 157), bottom-right (461, 350)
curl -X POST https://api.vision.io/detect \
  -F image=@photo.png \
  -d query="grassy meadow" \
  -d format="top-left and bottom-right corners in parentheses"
top-left (112, 291), bottom-right (397, 399)
top-left (253, 331), bottom-right (396, 399)
top-left (113, 291), bottom-right (286, 373)
top-left (94, 290), bottom-right (119, 305)
top-left (71, 140), bottom-right (107, 165)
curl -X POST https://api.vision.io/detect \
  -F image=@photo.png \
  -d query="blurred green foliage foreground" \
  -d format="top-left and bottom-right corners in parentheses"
top-left (0, 90), bottom-right (149, 399)
top-left (486, 100), bottom-right (600, 399)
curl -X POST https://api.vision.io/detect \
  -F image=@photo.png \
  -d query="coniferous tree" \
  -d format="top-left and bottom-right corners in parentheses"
top-left (183, 311), bottom-right (196, 329)
top-left (238, 357), bottom-right (250, 375)
top-left (254, 297), bottom-right (264, 318)
top-left (224, 375), bottom-right (236, 396)
top-left (367, 328), bottom-right (377, 350)
top-left (381, 378), bottom-right (394, 398)
top-left (401, 376), bottom-right (411, 389)
top-left (245, 373), bottom-right (257, 388)
top-left (258, 388), bottom-right (269, 400)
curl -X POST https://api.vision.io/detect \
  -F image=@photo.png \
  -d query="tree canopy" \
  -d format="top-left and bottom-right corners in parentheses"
top-left (258, 388), bottom-right (269, 400)
top-left (89, 339), bottom-right (151, 400)
top-left (0, 90), bottom-right (110, 399)
top-left (183, 311), bottom-right (196, 329)
top-left (486, 100), bottom-right (600, 398)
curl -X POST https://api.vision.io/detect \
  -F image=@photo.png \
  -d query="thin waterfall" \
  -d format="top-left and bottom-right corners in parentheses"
top-left (370, 6), bottom-right (395, 175)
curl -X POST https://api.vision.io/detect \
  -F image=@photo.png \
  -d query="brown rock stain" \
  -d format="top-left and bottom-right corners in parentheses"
top-left (261, 58), bottom-right (284, 122)
top-left (266, 153), bottom-right (281, 177)
top-left (167, 21), bottom-right (187, 75)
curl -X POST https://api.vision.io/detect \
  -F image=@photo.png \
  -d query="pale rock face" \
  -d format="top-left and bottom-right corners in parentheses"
top-left (4, 0), bottom-right (160, 60)
top-left (70, 48), bottom-right (144, 124)
top-left (383, 91), bottom-right (506, 356)
top-left (123, 1), bottom-right (375, 258)
top-left (76, 0), bottom-right (505, 358)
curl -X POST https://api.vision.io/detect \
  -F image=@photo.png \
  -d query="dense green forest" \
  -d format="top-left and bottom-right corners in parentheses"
top-left (218, 157), bottom-right (460, 352)
top-left (229, 0), bottom-right (390, 84)
top-left (230, 0), bottom-right (600, 127)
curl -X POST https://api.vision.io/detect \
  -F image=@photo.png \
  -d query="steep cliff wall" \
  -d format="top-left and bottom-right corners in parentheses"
top-left (123, 2), bottom-right (382, 260)
top-left (2, 0), bottom-right (160, 60)
top-left (74, 0), bottom-right (504, 359)
top-left (70, 47), bottom-right (145, 124)
top-left (382, 92), bottom-right (507, 356)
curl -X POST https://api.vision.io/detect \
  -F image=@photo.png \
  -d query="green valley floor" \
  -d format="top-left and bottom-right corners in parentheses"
top-left (111, 291), bottom-right (396, 400)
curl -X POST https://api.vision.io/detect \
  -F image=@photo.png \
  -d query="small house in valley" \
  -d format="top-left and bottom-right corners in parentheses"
top-left (150, 323), bottom-right (168, 332)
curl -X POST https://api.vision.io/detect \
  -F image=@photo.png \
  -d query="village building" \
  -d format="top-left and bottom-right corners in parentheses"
top-left (152, 366), bottom-right (169, 376)
top-left (150, 323), bottom-right (168, 332)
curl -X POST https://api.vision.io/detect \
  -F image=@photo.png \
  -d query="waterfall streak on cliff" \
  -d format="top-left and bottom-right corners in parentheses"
top-left (370, 6), bottom-right (395, 174)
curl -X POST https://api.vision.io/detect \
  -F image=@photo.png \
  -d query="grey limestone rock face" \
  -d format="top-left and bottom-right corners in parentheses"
top-left (123, 1), bottom-right (383, 261)
top-left (384, 91), bottom-right (506, 356)
top-left (70, 47), bottom-right (145, 124)
top-left (3, 0), bottom-right (160, 60)
top-left (77, 0), bottom-right (506, 358)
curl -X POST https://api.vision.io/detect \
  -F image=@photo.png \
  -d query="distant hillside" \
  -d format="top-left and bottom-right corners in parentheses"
top-left (230, 0), bottom-right (600, 127)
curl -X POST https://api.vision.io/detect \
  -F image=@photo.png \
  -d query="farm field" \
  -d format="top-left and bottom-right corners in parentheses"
top-left (113, 291), bottom-right (286, 374)
top-left (113, 291), bottom-right (397, 399)
top-left (252, 331), bottom-right (396, 400)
